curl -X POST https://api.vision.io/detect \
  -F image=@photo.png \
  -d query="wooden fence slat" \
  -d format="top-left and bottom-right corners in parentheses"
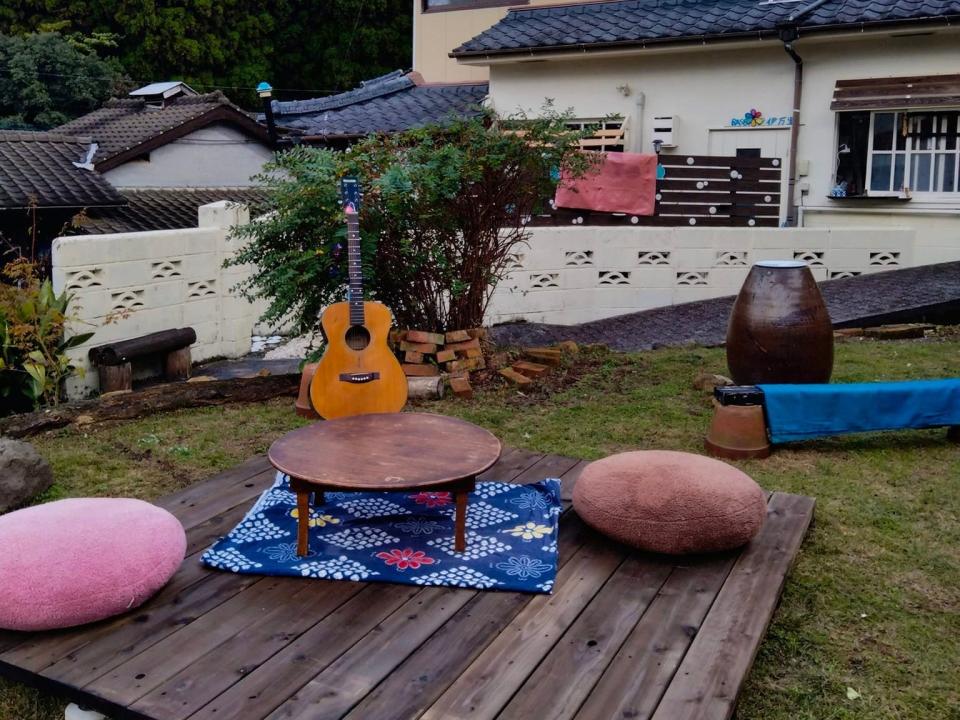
top-left (658, 179), bottom-right (781, 192)
top-left (650, 492), bottom-right (815, 720)
top-left (659, 155), bottom-right (780, 168)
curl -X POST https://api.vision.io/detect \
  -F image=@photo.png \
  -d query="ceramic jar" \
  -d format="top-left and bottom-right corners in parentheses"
top-left (726, 260), bottom-right (833, 385)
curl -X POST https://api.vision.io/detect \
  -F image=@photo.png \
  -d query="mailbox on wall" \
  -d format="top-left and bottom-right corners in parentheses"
top-left (652, 115), bottom-right (677, 148)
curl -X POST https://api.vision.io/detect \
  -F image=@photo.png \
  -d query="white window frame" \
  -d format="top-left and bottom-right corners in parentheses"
top-left (865, 109), bottom-right (960, 200)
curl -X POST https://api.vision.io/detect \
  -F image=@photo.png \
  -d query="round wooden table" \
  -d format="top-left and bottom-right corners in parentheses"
top-left (268, 412), bottom-right (502, 556)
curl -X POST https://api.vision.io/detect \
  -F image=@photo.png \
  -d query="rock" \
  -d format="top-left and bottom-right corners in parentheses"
top-left (863, 324), bottom-right (934, 340)
top-left (0, 438), bottom-right (54, 513)
top-left (74, 414), bottom-right (95, 427)
top-left (693, 372), bottom-right (734, 392)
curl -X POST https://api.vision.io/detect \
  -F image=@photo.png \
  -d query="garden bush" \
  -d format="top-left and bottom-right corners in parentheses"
top-left (228, 108), bottom-right (597, 335)
top-left (0, 259), bottom-right (92, 414)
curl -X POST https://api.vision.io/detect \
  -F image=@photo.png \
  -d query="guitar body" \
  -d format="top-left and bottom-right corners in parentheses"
top-left (309, 300), bottom-right (408, 419)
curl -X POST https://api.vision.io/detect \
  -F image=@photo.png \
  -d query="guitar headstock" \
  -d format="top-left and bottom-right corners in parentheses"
top-left (340, 176), bottom-right (361, 216)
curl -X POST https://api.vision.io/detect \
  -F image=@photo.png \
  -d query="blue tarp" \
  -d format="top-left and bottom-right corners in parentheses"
top-left (759, 379), bottom-right (960, 443)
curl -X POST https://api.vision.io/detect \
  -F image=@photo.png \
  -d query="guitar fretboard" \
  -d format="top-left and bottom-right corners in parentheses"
top-left (346, 208), bottom-right (364, 326)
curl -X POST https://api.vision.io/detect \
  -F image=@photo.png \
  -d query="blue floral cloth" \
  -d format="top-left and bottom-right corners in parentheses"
top-left (202, 473), bottom-right (561, 594)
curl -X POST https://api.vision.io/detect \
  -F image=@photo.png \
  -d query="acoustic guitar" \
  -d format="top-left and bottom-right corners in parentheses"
top-left (309, 177), bottom-right (408, 419)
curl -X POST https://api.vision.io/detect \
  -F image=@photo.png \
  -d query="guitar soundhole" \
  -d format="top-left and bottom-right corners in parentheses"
top-left (345, 325), bottom-right (371, 351)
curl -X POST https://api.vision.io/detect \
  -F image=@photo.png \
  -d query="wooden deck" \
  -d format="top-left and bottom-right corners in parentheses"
top-left (0, 448), bottom-right (814, 720)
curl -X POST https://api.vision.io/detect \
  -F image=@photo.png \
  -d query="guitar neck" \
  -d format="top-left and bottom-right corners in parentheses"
top-left (346, 211), bottom-right (364, 326)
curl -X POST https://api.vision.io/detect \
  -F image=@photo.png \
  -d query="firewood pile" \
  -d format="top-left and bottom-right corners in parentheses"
top-left (392, 329), bottom-right (579, 399)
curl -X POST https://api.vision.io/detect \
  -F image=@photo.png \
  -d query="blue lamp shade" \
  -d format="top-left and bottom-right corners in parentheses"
top-left (256, 82), bottom-right (273, 97)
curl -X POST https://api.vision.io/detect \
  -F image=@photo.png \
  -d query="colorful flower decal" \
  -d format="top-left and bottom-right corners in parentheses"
top-left (496, 555), bottom-right (552, 579)
top-left (409, 491), bottom-right (452, 508)
top-left (290, 508), bottom-right (340, 528)
top-left (505, 521), bottom-right (554, 541)
top-left (743, 108), bottom-right (764, 127)
top-left (375, 548), bottom-right (437, 571)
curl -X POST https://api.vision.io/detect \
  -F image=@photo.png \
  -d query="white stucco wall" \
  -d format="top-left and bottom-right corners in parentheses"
top-left (102, 124), bottom-right (274, 188)
top-left (486, 226), bottom-right (915, 325)
top-left (52, 202), bottom-right (277, 399)
top-left (483, 29), bottom-right (960, 247)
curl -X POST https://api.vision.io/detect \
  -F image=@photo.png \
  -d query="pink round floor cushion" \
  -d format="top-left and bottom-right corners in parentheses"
top-left (0, 498), bottom-right (186, 631)
top-left (573, 450), bottom-right (766, 554)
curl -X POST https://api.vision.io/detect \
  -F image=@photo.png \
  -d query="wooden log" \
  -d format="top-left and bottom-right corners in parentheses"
top-left (404, 350), bottom-right (425, 364)
top-left (402, 363), bottom-right (440, 377)
top-left (407, 376), bottom-right (445, 400)
top-left (88, 328), bottom-right (197, 366)
top-left (512, 360), bottom-right (550, 378)
top-left (435, 349), bottom-right (457, 364)
top-left (0, 373), bottom-right (300, 439)
top-left (499, 368), bottom-right (533, 386)
top-left (164, 347), bottom-right (192, 382)
top-left (400, 340), bottom-right (438, 355)
top-left (444, 330), bottom-right (472, 344)
top-left (405, 330), bottom-right (445, 346)
top-left (448, 376), bottom-right (473, 399)
top-left (98, 363), bottom-right (132, 393)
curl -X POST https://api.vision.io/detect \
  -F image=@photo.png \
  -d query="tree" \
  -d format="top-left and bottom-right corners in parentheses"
top-left (0, 2), bottom-right (412, 108)
top-left (0, 32), bottom-right (127, 128)
top-left (227, 109), bottom-right (597, 335)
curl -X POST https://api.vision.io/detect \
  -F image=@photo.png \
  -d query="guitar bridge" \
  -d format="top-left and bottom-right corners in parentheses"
top-left (339, 372), bottom-right (380, 384)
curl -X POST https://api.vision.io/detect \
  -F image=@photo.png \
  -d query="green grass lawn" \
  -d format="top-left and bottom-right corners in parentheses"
top-left (2, 336), bottom-right (959, 720)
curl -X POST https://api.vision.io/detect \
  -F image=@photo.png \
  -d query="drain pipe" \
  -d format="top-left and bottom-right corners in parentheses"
top-left (777, 0), bottom-right (831, 227)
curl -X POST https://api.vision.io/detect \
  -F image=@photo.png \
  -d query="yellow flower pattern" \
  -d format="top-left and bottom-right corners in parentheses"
top-left (290, 508), bottom-right (339, 528)
top-left (506, 521), bottom-right (553, 541)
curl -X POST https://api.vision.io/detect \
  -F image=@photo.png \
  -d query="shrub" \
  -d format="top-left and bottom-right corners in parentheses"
top-left (228, 108), bottom-right (596, 335)
top-left (0, 259), bottom-right (92, 413)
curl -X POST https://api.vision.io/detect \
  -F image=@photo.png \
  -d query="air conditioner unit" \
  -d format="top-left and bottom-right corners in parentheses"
top-left (652, 115), bottom-right (677, 148)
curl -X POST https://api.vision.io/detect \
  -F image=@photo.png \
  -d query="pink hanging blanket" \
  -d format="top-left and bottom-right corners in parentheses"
top-left (554, 152), bottom-right (657, 216)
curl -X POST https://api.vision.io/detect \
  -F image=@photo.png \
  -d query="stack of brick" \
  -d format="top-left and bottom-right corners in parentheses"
top-left (498, 341), bottom-right (578, 387)
top-left (392, 328), bottom-right (488, 398)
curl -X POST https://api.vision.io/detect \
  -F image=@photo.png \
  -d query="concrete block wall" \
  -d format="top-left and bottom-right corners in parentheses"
top-left (486, 226), bottom-right (916, 325)
top-left (52, 202), bottom-right (270, 399)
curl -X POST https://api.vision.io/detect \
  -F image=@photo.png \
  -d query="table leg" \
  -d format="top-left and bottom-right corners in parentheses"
top-left (296, 488), bottom-right (311, 557)
top-left (454, 490), bottom-right (468, 553)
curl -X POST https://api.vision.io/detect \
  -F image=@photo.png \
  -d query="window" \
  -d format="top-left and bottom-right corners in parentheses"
top-left (865, 111), bottom-right (959, 195)
top-left (422, 0), bottom-right (528, 11)
top-left (565, 118), bottom-right (626, 152)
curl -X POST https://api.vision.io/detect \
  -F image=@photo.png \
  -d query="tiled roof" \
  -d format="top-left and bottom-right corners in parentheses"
top-left (0, 131), bottom-right (127, 210)
top-left (72, 187), bottom-right (269, 235)
top-left (452, 0), bottom-right (960, 56)
top-left (268, 72), bottom-right (488, 139)
top-left (56, 92), bottom-right (270, 169)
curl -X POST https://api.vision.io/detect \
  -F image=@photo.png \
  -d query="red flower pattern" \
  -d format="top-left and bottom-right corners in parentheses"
top-left (375, 548), bottom-right (436, 571)
top-left (409, 491), bottom-right (452, 508)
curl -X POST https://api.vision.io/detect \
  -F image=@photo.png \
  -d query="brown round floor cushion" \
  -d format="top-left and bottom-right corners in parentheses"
top-left (573, 450), bottom-right (766, 554)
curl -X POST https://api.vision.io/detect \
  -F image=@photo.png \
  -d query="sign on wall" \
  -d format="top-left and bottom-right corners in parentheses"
top-left (729, 109), bottom-right (793, 127)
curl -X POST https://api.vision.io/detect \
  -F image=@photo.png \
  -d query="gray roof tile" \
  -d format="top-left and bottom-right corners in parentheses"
top-left (452, 0), bottom-right (960, 55)
top-left (267, 73), bottom-right (488, 139)
top-left (0, 131), bottom-right (126, 210)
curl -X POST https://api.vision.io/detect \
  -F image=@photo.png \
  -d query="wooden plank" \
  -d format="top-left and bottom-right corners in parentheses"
top-left (658, 179), bottom-right (781, 192)
top-left (650, 492), bottom-right (816, 720)
top-left (342, 511), bottom-right (592, 720)
top-left (91, 577), bottom-right (332, 706)
top-left (657, 191), bottom-right (779, 204)
top-left (573, 555), bottom-right (738, 720)
top-left (420, 536), bottom-right (625, 720)
top-left (559, 459), bottom-right (590, 503)
top-left (511, 452), bottom-right (580, 485)
top-left (169, 466), bottom-right (275, 531)
top-left (185, 584), bottom-right (421, 720)
top-left (659, 155), bottom-right (779, 168)
top-left (834, 79), bottom-right (960, 99)
top-left (501, 554), bottom-right (674, 720)
top-left (154, 455), bottom-right (272, 516)
top-left (831, 95), bottom-right (960, 111)
top-left (131, 580), bottom-right (365, 719)
top-left (656, 166), bottom-right (780, 180)
top-left (263, 587), bottom-right (477, 719)
top-left (835, 72), bottom-right (960, 88)
top-left (477, 446), bottom-right (545, 483)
